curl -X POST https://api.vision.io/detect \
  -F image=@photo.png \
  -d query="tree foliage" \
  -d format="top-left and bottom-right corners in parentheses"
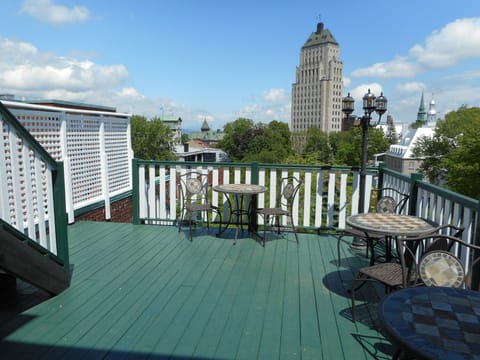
top-left (219, 118), bottom-right (293, 163)
top-left (329, 127), bottom-right (389, 166)
top-left (303, 127), bottom-right (331, 163)
top-left (219, 117), bottom-right (391, 166)
top-left (131, 115), bottom-right (176, 160)
top-left (412, 106), bottom-right (480, 198)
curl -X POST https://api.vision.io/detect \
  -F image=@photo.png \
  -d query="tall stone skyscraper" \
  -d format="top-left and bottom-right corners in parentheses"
top-left (291, 22), bottom-right (343, 134)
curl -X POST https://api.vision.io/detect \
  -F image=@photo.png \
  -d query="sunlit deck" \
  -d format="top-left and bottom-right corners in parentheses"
top-left (0, 221), bottom-right (394, 359)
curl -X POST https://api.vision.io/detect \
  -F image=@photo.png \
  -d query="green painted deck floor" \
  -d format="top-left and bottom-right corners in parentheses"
top-left (0, 221), bottom-right (394, 359)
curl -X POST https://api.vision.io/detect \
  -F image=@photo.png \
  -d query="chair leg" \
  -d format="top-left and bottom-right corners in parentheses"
top-left (350, 272), bottom-right (367, 323)
top-left (290, 215), bottom-right (299, 244)
top-left (337, 235), bottom-right (342, 267)
top-left (178, 208), bottom-right (185, 233)
top-left (189, 212), bottom-right (194, 241)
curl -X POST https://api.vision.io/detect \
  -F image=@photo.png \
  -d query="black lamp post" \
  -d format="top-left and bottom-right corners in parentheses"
top-left (342, 89), bottom-right (387, 247)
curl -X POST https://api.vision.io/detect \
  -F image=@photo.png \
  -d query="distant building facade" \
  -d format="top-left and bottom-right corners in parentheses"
top-left (188, 119), bottom-right (224, 146)
top-left (384, 93), bottom-right (437, 175)
top-left (161, 116), bottom-right (182, 144)
top-left (291, 22), bottom-right (343, 134)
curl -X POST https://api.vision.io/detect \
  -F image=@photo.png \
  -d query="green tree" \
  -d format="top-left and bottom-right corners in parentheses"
top-left (181, 133), bottom-right (190, 144)
top-left (330, 127), bottom-right (389, 166)
top-left (131, 115), bottom-right (176, 160)
top-left (219, 118), bottom-right (255, 161)
top-left (219, 118), bottom-right (293, 163)
top-left (412, 106), bottom-right (480, 198)
top-left (303, 127), bottom-right (331, 163)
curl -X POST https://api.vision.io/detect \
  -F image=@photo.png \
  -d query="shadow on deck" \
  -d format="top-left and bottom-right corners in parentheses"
top-left (0, 221), bottom-right (394, 359)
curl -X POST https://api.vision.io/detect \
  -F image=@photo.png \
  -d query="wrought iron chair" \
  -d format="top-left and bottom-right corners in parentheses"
top-left (177, 171), bottom-right (221, 240)
top-left (333, 187), bottom-right (410, 266)
top-left (350, 225), bottom-right (469, 322)
top-left (257, 177), bottom-right (302, 246)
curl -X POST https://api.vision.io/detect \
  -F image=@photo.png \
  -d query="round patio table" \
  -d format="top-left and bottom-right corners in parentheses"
top-left (213, 184), bottom-right (267, 244)
top-left (378, 286), bottom-right (480, 359)
top-left (346, 213), bottom-right (437, 264)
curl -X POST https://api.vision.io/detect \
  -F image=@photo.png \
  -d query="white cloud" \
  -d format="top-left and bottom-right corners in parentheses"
top-left (20, 0), bottom-right (90, 25)
top-left (411, 18), bottom-right (480, 68)
top-left (117, 87), bottom-right (144, 99)
top-left (0, 37), bottom-right (128, 93)
top-left (262, 88), bottom-right (289, 103)
top-left (352, 17), bottom-right (480, 79)
top-left (394, 82), bottom-right (425, 94)
top-left (236, 88), bottom-right (291, 124)
top-left (352, 56), bottom-right (419, 79)
top-left (348, 83), bottom-right (385, 102)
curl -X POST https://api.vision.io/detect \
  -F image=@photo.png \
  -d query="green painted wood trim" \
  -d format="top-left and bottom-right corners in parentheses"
top-left (377, 163), bottom-right (387, 189)
top-left (408, 172), bottom-right (423, 216)
top-left (251, 161), bottom-right (259, 184)
top-left (132, 158), bottom-right (140, 225)
top-left (134, 159), bottom-right (375, 174)
top-left (53, 161), bottom-right (69, 270)
top-left (417, 180), bottom-right (479, 210)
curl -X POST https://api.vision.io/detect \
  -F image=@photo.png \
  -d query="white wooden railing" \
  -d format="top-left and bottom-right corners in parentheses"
top-left (133, 160), bottom-right (479, 248)
top-left (0, 102), bottom-right (69, 266)
top-left (132, 160), bottom-right (378, 229)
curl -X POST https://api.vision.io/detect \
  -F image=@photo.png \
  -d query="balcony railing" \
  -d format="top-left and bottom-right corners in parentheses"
top-left (132, 159), bottom-right (478, 246)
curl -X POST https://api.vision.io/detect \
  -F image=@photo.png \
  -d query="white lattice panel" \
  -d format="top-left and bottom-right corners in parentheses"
top-left (6, 101), bottom-right (132, 219)
top-left (104, 117), bottom-right (130, 194)
top-left (67, 114), bottom-right (103, 205)
top-left (11, 110), bottom-right (62, 160)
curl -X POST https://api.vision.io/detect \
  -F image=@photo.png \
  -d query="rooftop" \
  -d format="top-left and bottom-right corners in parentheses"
top-left (0, 221), bottom-right (391, 359)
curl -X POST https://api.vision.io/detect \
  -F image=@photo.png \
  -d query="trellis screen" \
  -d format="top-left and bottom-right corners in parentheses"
top-left (4, 101), bottom-right (132, 223)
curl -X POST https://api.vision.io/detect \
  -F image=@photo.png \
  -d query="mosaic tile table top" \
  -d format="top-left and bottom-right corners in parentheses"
top-left (213, 183), bottom-right (267, 195)
top-left (378, 286), bottom-right (480, 359)
top-left (347, 213), bottom-right (436, 237)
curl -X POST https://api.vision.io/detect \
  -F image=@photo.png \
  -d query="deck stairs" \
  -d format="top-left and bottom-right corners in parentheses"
top-left (0, 219), bottom-right (69, 295)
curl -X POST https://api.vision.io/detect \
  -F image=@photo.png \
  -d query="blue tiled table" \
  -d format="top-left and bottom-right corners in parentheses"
top-left (378, 287), bottom-right (480, 359)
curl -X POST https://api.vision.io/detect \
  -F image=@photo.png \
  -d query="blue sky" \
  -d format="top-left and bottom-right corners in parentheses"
top-left (1, 0), bottom-right (480, 131)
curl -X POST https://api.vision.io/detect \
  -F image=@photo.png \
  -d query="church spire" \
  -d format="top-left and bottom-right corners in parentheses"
top-left (416, 91), bottom-right (427, 125)
top-left (427, 94), bottom-right (437, 125)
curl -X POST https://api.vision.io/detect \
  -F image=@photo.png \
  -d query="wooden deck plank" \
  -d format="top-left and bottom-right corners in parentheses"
top-left (305, 236), bottom-right (339, 360)
top-left (56, 227), bottom-right (193, 359)
top-left (234, 236), bottom-right (278, 360)
top-left (298, 236), bottom-right (322, 359)
top-left (36, 226), bottom-right (183, 359)
top-left (279, 239), bottom-right (301, 360)
top-left (109, 234), bottom-right (225, 358)
top-left (191, 238), bottom-right (259, 359)
top-left (0, 221), bottom-right (393, 360)
top-left (212, 238), bottom-right (265, 359)
top-left (256, 238), bottom-right (287, 359)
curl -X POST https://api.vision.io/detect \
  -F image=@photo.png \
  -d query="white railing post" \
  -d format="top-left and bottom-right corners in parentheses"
top-left (59, 113), bottom-right (74, 224)
top-left (99, 116), bottom-right (111, 220)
